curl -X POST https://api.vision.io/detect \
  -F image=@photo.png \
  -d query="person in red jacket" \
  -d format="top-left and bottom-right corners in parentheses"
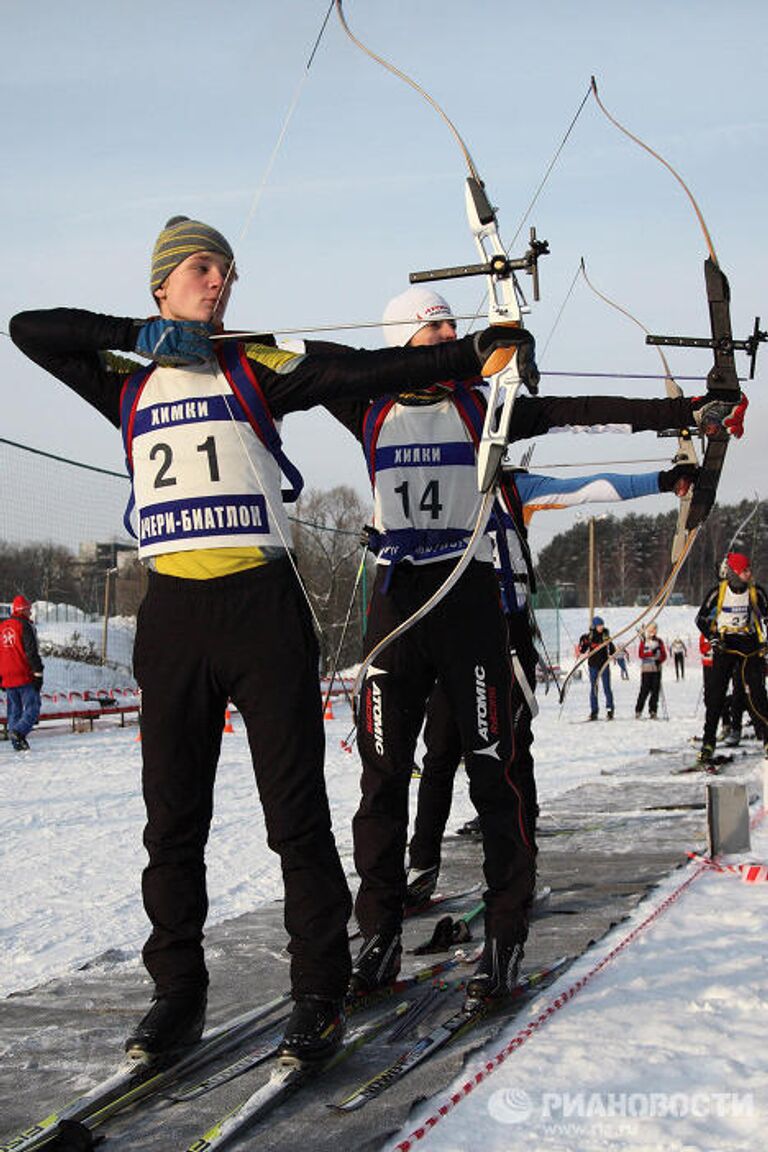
top-left (0, 596), bottom-right (44, 751)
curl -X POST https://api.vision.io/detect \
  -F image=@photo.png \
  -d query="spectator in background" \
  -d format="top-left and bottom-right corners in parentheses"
top-left (614, 644), bottom-right (631, 680)
top-left (635, 622), bottom-right (667, 718)
top-left (578, 617), bottom-right (616, 720)
top-left (0, 596), bottom-right (44, 752)
top-left (670, 636), bottom-right (687, 680)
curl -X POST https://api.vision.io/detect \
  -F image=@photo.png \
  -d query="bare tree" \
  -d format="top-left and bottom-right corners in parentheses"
top-left (292, 486), bottom-right (373, 674)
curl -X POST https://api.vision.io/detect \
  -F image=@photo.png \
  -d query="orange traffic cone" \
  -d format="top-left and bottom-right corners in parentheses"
top-left (323, 699), bottom-right (335, 721)
top-left (223, 708), bottom-right (234, 733)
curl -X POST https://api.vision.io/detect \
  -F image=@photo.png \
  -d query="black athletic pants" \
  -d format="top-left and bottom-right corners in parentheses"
top-left (354, 561), bottom-right (536, 947)
top-left (636, 670), bottom-right (662, 716)
top-left (408, 609), bottom-right (539, 871)
top-left (702, 637), bottom-right (768, 748)
top-left (133, 561), bottom-right (352, 999)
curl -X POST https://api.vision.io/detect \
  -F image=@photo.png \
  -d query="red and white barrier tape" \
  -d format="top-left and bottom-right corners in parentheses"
top-left (392, 803), bottom-right (767, 1151)
top-left (687, 852), bottom-right (768, 882)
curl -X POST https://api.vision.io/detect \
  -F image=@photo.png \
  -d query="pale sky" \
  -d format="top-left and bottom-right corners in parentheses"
top-left (2, 0), bottom-right (766, 555)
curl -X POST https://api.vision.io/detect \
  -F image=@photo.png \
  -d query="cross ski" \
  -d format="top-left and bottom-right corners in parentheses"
top-left (182, 997), bottom-right (417, 1151)
top-left (0, 993), bottom-right (291, 1152)
top-left (166, 955), bottom-right (469, 1104)
top-left (329, 956), bottom-right (570, 1113)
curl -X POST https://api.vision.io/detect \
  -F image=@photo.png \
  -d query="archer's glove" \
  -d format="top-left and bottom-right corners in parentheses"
top-left (473, 326), bottom-right (540, 391)
top-left (359, 524), bottom-right (380, 553)
top-left (658, 462), bottom-right (699, 494)
top-left (135, 319), bottom-right (214, 367)
top-left (691, 391), bottom-right (748, 439)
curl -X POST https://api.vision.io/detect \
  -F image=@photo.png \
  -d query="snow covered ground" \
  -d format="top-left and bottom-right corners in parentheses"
top-left (1, 604), bottom-right (766, 1149)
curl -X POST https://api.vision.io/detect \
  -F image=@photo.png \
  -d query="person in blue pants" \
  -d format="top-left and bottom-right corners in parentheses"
top-left (579, 617), bottom-right (616, 720)
top-left (0, 596), bottom-right (44, 751)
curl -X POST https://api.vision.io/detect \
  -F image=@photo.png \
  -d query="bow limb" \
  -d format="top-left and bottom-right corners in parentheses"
top-left (590, 77), bottom-right (765, 534)
top-left (335, 1), bottom-right (547, 492)
top-left (578, 258), bottom-right (699, 563)
top-left (336, 2), bottom-right (547, 700)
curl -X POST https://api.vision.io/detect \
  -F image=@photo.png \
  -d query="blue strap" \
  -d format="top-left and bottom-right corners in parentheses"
top-left (216, 343), bottom-right (304, 503)
top-left (119, 363), bottom-right (156, 538)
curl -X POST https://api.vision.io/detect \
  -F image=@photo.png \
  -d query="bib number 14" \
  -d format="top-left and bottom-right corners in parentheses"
top-left (393, 479), bottom-right (443, 520)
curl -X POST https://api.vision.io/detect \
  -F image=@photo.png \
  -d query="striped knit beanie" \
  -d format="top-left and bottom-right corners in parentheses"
top-left (150, 216), bottom-right (234, 295)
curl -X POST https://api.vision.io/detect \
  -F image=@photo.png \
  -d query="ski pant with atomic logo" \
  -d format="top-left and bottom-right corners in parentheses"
top-left (133, 560), bottom-right (352, 1000)
top-left (354, 559), bottom-right (536, 947)
top-left (408, 607), bottom-right (539, 871)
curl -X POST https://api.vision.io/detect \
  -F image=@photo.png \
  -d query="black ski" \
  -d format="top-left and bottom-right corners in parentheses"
top-left (0, 994), bottom-right (291, 1152)
top-left (674, 753), bottom-right (734, 775)
top-left (167, 956), bottom-right (468, 1104)
top-left (329, 956), bottom-right (570, 1112)
top-left (183, 999), bottom-right (414, 1150)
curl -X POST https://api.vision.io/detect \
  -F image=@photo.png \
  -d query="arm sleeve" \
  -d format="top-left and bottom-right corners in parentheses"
top-left (10, 309), bottom-right (142, 427)
top-left (22, 622), bottom-right (44, 676)
top-left (515, 469), bottom-right (660, 513)
top-left (250, 336), bottom-right (482, 424)
top-left (509, 394), bottom-right (694, 441)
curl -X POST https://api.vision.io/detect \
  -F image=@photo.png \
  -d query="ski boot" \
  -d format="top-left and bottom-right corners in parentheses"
top-left (348, 930), bottom-right (401, 995)
top-left (464, 938), bottom-right (524, 1006)
top-left (404, 864), bottom-right (439, 910)
top-left (457, 815), bottom-right (481, 837)
top-left (276, 996), bottom-right (345, 1065)
top-left (124, 990), bottom-right (207, 1059)
top-left (696, 743), bottom-right (716, 772)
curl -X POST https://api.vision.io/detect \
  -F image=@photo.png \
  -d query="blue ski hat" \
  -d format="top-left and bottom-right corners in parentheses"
top-left (592, 615), bottom-right (604, 627)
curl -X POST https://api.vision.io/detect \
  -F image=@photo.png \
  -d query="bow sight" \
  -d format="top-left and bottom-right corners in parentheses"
top-left (646, 262), bottom-right (766, 382)
top-left (408, 177), bottom-right (550, 317)
top-left (646, 258), bottom-right (766, 529)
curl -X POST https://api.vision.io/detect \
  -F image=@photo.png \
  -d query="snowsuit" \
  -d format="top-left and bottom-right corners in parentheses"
top-left (9, 307), bottom-right (485, 1000)
top-left (635, 635), bottom-right (667, 717)
top-left (697, 578), bottom-right (768, 752)
top-left (0, 613), bottom-right (44, 739)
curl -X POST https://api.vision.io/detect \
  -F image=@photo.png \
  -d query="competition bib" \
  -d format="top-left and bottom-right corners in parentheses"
top-left (130, 362), bottom-right (293, 559)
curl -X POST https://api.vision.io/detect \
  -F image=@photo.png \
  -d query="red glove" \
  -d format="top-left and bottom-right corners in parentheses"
top-left (691, 391), bottom-right (748, 439)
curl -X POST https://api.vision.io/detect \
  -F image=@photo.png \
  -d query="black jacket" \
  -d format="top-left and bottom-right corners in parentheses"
top-left (10, 310), bottom-right (697, 445)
